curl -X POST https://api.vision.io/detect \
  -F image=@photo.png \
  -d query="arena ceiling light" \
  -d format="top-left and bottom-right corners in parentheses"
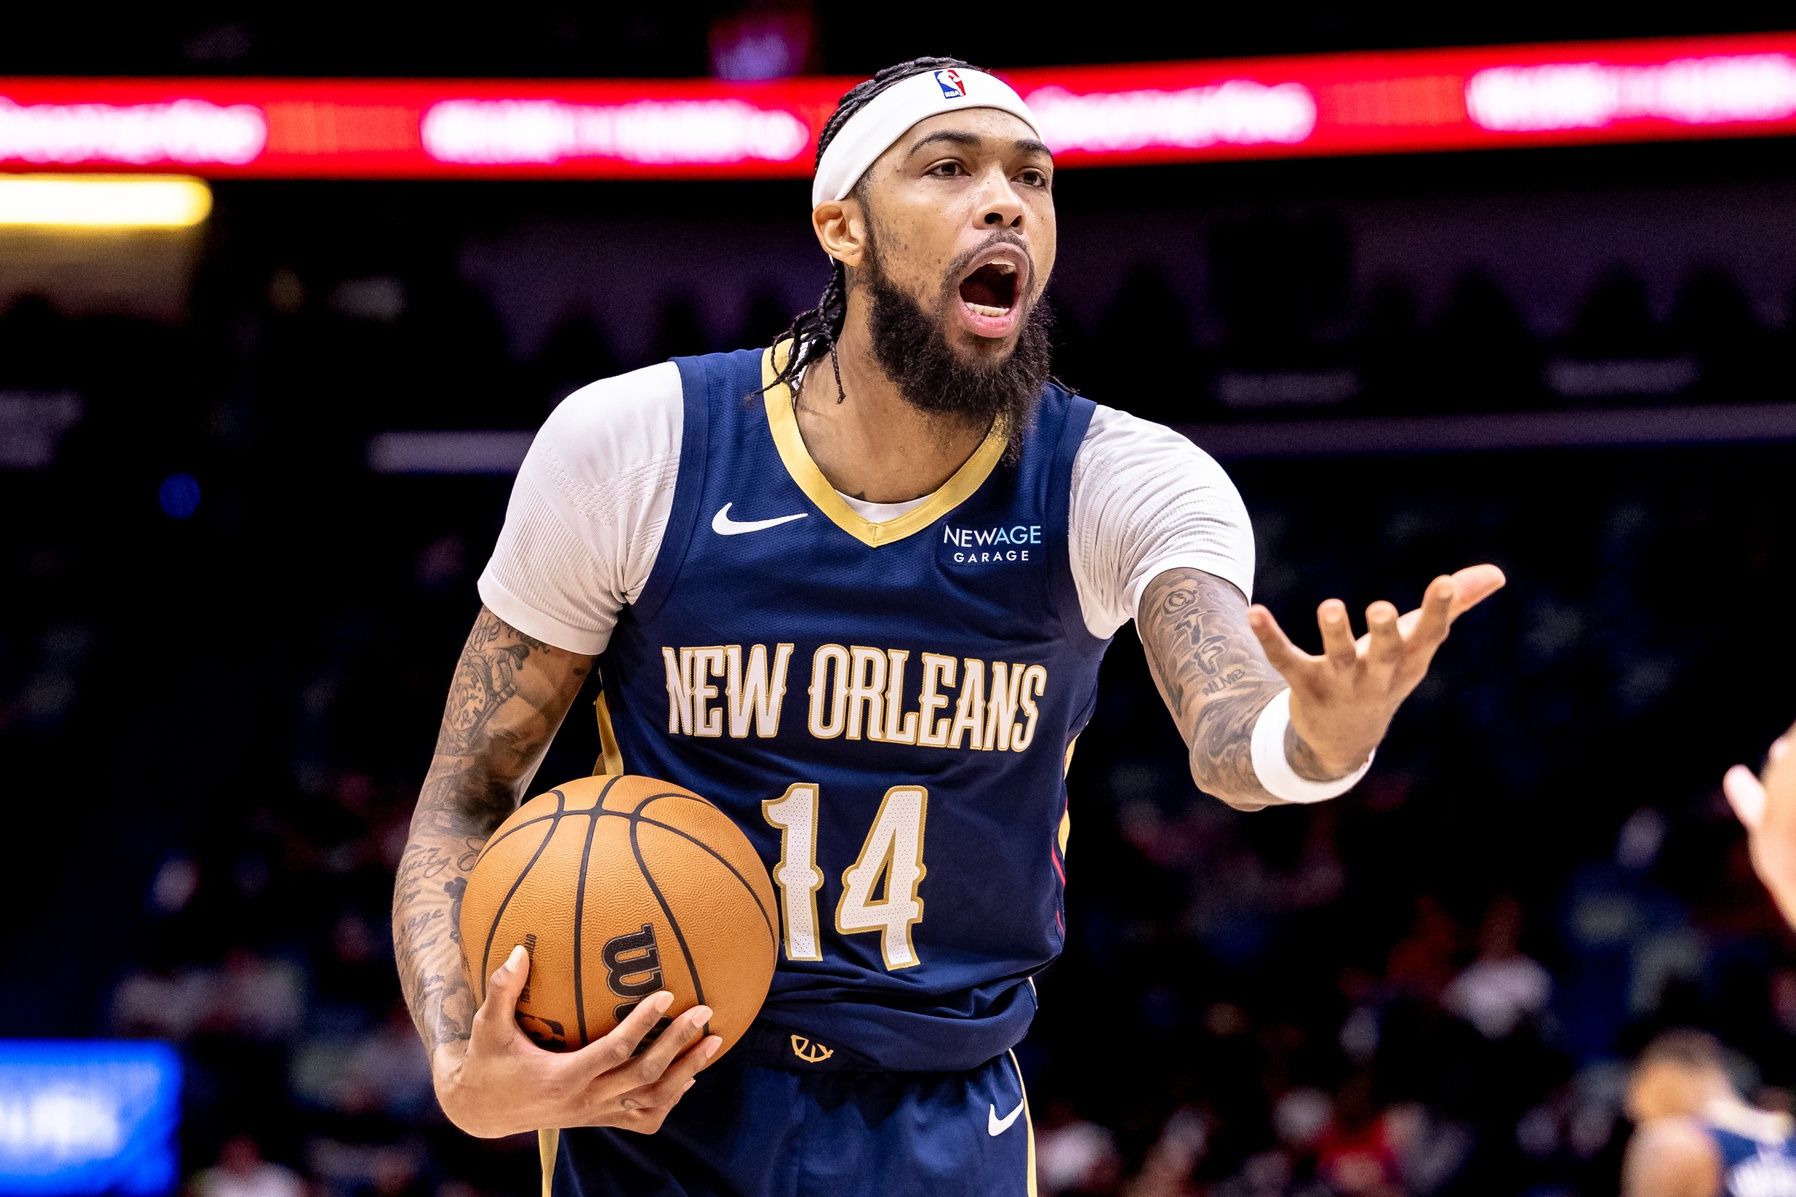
top-left (0, 174), bottom-right (212, 229)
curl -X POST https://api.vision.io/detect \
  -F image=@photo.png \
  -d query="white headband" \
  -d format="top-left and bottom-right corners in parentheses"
top-left (810, 67), bottom-right (1041, 209)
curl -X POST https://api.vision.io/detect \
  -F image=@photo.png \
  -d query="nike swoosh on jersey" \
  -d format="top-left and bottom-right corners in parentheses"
top-left (988, 1098), bottom-right (1026, 1136)
top-left (711, 503), bottom-right (808, 536)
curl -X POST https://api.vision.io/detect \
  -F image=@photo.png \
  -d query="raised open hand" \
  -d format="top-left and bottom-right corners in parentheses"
top-left (1247, 564), bottom-right (1507, 776)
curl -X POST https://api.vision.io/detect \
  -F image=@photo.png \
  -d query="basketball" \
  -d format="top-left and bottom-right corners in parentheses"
top-left (458, 774), bottom-right (778, 1058)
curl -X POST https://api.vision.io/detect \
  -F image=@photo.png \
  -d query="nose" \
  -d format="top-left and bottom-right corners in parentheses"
top-left (977, 170), bottom-right (1026, 229)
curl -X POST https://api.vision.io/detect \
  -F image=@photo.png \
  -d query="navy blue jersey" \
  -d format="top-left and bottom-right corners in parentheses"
top-left (1709, 1122), bottom-right (1796, 1197)
top-left (591, 343), bottom-right (1111, 1072)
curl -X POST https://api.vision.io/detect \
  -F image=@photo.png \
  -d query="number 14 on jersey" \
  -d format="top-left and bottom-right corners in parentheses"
top-left (761, 783), bottom-right (928, 970)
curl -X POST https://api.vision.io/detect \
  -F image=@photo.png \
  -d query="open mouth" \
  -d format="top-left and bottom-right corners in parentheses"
top-left (957, 259), bottom-right (1020, 320)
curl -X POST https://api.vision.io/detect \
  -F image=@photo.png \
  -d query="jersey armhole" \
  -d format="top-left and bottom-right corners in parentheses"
top-left (1045, 391), bottom-right (1110, 656)
top-left (628, 357), bottom-right (713, 623)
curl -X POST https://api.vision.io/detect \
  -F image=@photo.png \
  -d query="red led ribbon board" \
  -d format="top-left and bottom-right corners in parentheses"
top-left (3, 31), bottom-right (1795, 178)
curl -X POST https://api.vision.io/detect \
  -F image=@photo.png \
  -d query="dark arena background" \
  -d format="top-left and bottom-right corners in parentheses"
top-left (5, 7), bottom-right (1796, 1195)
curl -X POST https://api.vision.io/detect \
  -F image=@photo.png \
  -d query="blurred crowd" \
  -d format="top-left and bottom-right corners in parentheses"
top-left (8, 205), bottom-right (1795, 450)
top-left (4, 173), bottom-right (1796, 1197)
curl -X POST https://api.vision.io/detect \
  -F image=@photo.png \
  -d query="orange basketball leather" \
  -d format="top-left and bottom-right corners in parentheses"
top-left (459, 774), bottom-right (778, 1058)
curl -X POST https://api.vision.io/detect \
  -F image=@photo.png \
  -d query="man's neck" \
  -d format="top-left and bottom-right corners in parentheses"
top-left (790, 332), bottom-right (992, 505)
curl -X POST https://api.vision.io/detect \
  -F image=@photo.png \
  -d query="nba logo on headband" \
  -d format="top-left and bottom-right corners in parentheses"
top-left (810, 67), bottom-right (1040, 207)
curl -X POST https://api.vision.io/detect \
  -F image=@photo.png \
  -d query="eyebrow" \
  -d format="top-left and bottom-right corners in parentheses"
top-left (907, 129), bottom-right (1054, 161)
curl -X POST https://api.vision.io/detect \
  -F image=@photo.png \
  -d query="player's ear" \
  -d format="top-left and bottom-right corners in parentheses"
top-left (812, 198), bottom-right (865, 271)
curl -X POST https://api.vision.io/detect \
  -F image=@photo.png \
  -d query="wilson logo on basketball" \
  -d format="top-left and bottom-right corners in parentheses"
top-left (602, 923), bottom-right (667, 1020)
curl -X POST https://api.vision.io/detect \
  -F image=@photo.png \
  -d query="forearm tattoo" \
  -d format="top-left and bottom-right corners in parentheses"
top-left (1138, 567), bottom-right (1333, 809)
top-left (392, 607), bottom-right (593, 1050)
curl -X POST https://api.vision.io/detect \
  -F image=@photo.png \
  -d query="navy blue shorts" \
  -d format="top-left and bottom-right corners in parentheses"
top-left (539, 1025), bottom-right (1036, 1197)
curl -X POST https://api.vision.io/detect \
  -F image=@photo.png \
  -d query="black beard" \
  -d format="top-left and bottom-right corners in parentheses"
top-left (859, 243), bottom-right (1054, 451)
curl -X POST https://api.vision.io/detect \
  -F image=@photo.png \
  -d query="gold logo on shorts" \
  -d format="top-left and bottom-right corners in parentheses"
top-left (789, 1035), bottom-right (834, 1064)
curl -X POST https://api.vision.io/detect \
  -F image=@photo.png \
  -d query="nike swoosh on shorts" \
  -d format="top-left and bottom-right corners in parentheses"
top-left (988, 1098), bottom-right (1025, 1136)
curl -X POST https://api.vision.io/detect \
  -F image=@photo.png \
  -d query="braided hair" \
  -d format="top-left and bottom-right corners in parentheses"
top-left (763, 55), bottom-right (981, 402)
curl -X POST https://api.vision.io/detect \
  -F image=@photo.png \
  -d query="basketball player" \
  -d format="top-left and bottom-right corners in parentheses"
top-left (1725, 721), bottom-right (1796, 927)
top-left (391, 57), bottom-right (1505, 1195)
top-left (1623, 1029), bottom-right (1796, 1197)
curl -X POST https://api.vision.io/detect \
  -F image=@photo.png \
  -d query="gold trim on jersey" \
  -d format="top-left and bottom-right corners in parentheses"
top-left (594, 689), bottom-right (625, 776)
top-left (1008, 1049), bottom-right (1039, 1197)
top-left (538, 1128), bottom-right (559, 1197)
top-left (760, 340), bottom-right (1008, 549)
top-left (1059, 736), bottom-right (1078, 856)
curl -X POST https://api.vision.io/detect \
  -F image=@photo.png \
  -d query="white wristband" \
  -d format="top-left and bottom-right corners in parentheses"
top-left (1248, 687), bottom-right (1374, 804)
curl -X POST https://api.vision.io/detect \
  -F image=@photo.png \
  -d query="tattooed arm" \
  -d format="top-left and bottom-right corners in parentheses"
top-left (394, 606), bottom-right (723, 1139)
top-left (1138, 565), bottom-right (1506, 812)
top-left (394, 605), bottom-right (594, 1052)
top-left (1138, 568), bottom-right (1334, 811)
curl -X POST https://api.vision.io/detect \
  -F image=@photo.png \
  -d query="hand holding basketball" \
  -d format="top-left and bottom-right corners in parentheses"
top-left (431, 946), bottom-right (721, 1139)
top-left (1248, 564), bottom-right (1507, 776)
top-left (432, 773), bottom-right (777, 1139)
